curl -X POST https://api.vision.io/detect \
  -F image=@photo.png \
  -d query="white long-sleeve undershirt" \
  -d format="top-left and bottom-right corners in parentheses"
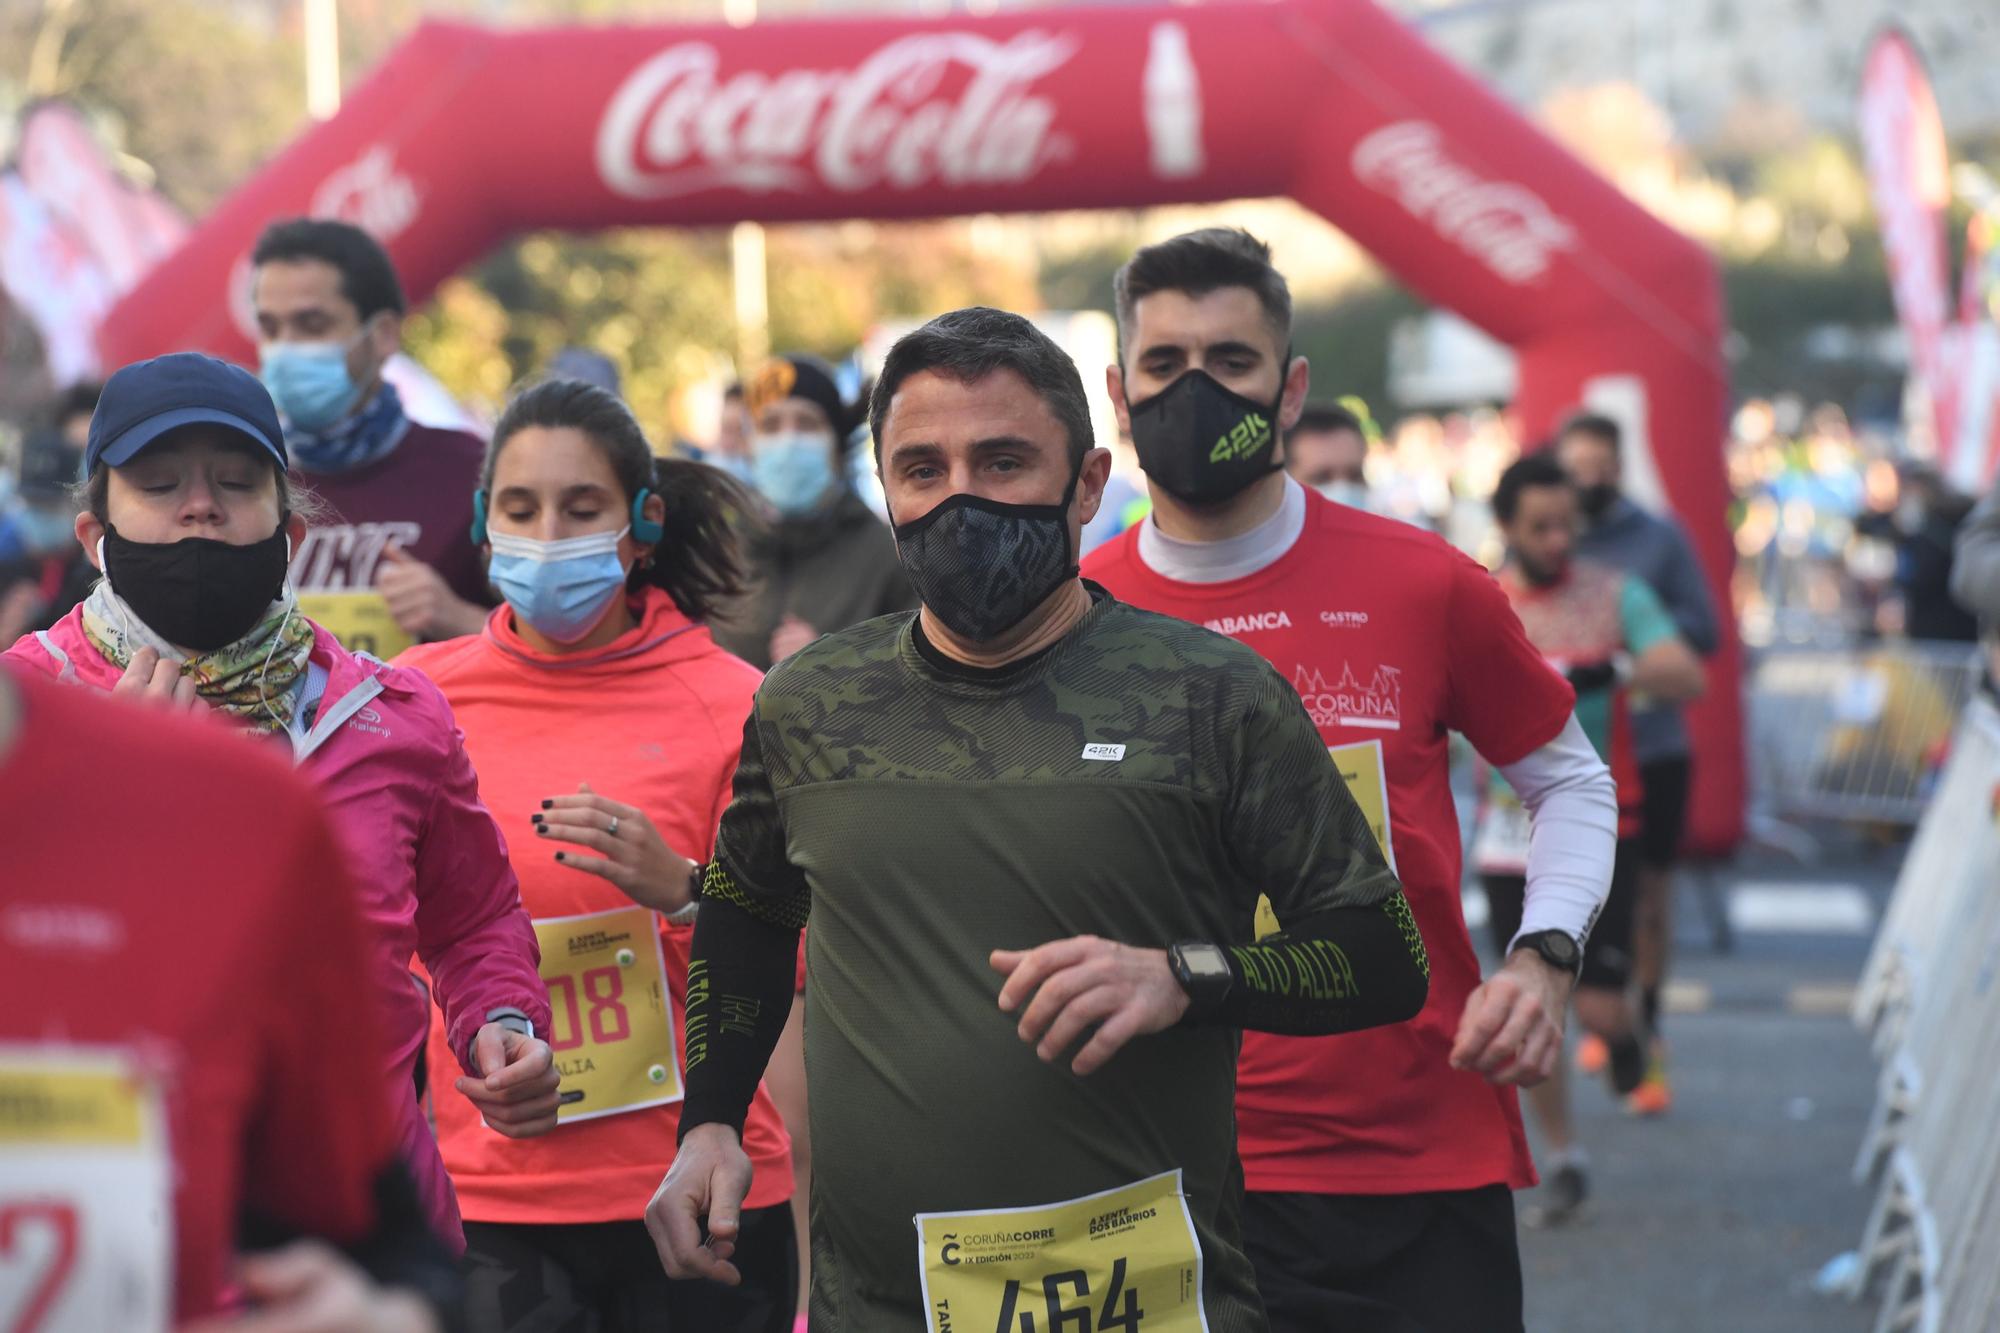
top-left (1134, 478), bottom-right (1617, 950)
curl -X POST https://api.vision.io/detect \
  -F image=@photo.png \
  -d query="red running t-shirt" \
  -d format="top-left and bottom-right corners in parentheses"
top-left (0, 665), bottom-right (403, 1322)
top-left (1084, 489), bottom-right (1574, 1194)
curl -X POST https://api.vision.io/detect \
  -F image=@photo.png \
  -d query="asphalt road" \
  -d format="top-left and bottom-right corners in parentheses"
top-left (1483, 846), bottom-right (1902, 1333)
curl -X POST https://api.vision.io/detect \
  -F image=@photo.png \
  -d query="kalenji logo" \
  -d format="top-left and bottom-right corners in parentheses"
top-left (1204, 609), bottom-right (1293, 636)
top-left (1351, 122), bottom-right (1576, 284)
top-left (310, 145), bottom-right (421, 242)
top-left (595, 31), bottom-right (1079, 199)
top-left (1294, 662), bottom-right (1404, 731)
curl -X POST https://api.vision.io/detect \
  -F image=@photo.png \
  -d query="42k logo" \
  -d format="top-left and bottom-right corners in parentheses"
top-left (992, 1256), bottom-right (1146, 1332)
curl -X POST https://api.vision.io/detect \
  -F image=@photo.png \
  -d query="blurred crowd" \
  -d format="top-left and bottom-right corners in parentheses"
top-left (5, 364), bottom-right (1994, 662)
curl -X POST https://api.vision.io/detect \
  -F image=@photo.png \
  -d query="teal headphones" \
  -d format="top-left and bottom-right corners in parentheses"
top-left (471, 488), bottom-right (665, 545)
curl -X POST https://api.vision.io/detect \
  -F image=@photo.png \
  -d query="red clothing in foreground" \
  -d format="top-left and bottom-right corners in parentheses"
top-left (398, 590), bottom-right (794, 1222)
top-left (1084, 489), bottom-right (1574, 1195)
top-left (0, 666), bottom-right (401, 1322)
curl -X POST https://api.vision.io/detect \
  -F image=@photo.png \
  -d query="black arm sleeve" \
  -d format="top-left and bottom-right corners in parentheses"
top-left (1209, 893), bottom-right (1429, 1035)
top-left (677, 889), bottom-right (800, 1144)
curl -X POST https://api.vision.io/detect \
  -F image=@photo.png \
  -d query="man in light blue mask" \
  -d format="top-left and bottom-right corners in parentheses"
top-left (251, 218), bottom-right (493, 651)
top-left (1283, 401), bottom-right (1376, 512)
top-left (709, 353), bottom-right (915, 669)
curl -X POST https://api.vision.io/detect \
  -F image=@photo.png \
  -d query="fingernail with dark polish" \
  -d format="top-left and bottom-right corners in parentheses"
top-left (555, 852), bottom-right (565, 861)
top-left (541, 799), bottom-right (553, 809)
top-left (535, 825), bottom-right (548, 836)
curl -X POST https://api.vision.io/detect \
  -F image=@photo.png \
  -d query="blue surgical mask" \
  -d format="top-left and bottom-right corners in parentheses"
top-left (751, 432), bottom-right (838, 516)
top-left (1316, 480), bottom-right (1373, 511)
top-left (259, 336), bottom-right (365, 433)
top-left (487, 526), bottom-right (631, 644)
top-left (13, 503), bottom-right (77, 554)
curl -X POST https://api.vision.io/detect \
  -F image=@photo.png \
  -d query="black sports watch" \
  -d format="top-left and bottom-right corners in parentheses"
top-left (1511, 929), bottom-right (1583, 978)
top-left (1168, 941), bottom-right (1235, 1021)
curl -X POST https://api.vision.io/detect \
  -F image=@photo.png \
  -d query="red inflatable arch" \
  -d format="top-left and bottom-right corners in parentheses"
top-left (99, 0), bottom-right (1742, 851)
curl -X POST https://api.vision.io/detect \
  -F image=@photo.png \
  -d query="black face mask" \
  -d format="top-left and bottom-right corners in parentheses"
top-left (891, 471), bottom-right (1079, 644)
top-left (101, 522), bottom-right (292, 652)
top-left (1128, 363), bottom-right (1288, 506)
top-left (1577, 483), bottom-right (1620, 520)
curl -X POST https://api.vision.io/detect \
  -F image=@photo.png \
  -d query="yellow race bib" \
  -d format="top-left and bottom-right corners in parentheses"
top-left (1256, 740), bottom-right (1396, 939)
top-left (534, 907), bottom-right (682, 1124)
top-left (916, 1169), bottom-right (1209, 1333)
top-left (295, 590), bottom-right (414, 660)
top-left (0, 1046), bottom-right (173, 1333)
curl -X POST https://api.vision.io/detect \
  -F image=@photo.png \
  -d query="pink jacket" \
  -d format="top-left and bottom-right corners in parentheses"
top-left (5, 608), bottom-right (550, 1251)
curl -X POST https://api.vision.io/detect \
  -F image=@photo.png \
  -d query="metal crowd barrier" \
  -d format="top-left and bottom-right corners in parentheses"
top-left (1749, 640), bottom-right (1986, 828)
top-left (1841, 696), bottom-right (2000, 1332)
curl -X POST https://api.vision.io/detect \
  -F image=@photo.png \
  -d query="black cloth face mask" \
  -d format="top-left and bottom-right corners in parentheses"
top-left (1128, 362), bottom-right (1289, 506)
top-left (102, 521), bottom-right (291, 652)
top-left (891, 470), bottom-right (1080, 644)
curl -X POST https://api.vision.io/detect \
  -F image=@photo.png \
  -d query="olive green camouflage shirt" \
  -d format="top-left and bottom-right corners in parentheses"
top-left (708, 592), bottom-right (1408, 1331)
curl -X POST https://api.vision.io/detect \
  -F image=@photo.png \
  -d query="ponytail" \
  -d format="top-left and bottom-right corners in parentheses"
top-left (487, 377), bottom-right (761, 624)
top-left (639, 456), bottom-right (757, 623)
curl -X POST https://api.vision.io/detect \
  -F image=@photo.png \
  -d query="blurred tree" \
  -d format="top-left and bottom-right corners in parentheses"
top-left (2, 0), bottom-right (304, 214)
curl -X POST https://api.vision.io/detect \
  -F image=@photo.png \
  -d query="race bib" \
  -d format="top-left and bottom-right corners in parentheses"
top-left (1256, 741), bottom-right (1396, 940)
top-left (533, 907), bottom-right (681, 1125)
top-left (0, 1046), bottom-right (172, 1333)
top-left (295, 591), bottom-right (414, 661)
top-left (917, 1170), bottom-right (1208, 1333)
top-left (1472, 788), bottom-right (1533, 876)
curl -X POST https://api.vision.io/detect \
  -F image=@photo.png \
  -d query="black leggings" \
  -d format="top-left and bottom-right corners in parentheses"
top-left (461, 1208), bottom-right (797, 1333)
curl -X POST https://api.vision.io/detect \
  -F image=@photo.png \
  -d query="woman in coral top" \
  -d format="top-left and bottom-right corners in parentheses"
top-left (399, 378), bottom-right (797, 1332)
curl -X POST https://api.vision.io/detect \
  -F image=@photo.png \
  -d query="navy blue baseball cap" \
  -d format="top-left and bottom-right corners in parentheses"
top-left (84, 352), bottom-right (288, 477)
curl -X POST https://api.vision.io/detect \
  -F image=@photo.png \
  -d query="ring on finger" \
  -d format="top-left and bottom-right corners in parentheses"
top-left (608, 816), bottom-right (621, 838)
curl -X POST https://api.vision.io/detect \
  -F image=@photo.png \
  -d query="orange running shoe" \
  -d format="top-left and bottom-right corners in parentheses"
top-left (1574, 1033), bottom-right (1609, 1076)
top-left (1625, 1043), bottom-right (1672, 1117)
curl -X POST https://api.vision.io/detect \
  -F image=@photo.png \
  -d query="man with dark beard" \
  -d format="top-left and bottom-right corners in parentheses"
top-left (1473, 452), bottom-right (1705, 1224)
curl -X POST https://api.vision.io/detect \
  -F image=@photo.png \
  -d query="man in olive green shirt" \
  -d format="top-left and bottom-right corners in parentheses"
top-left (649, 307), bottom-right (1429, 1331)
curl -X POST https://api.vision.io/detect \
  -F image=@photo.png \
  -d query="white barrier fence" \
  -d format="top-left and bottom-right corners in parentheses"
top-left (1843, 695), bottom-right (2000, 1333)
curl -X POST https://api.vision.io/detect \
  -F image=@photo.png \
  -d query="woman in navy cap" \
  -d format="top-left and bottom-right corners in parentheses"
top-left (1, 352), bottom-right (556, 1256)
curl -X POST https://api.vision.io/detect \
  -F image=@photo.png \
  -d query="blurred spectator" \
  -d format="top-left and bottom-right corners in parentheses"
top-left (1951, 471), bottom-right (2000, 684)
top-left (1284, 402), bottom-right (1371, 506)
top-left (703, 381), bottom-right (754, 484)
top-left (0, 428), bottom-right (92, 643)
top-left (546, 346), bottom-right (622, 396)
top-left (711, 354), bottom-right (913, 668)
top-left (1884, 465), bottom-right (1978, 643)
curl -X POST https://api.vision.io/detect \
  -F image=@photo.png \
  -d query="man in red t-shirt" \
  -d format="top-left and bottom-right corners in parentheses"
top-left (1082, 228), bottom-right (1620, 1332)
top-left (0, 664), bottom-right (459, 1330)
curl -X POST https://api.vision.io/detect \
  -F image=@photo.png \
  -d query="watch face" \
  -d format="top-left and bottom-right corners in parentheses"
top-left (1182, 944), bottom-right (1232, 982)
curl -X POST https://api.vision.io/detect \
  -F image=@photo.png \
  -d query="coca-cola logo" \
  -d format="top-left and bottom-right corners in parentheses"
top-left (595, 30), bottom-right (1079, 199)
top-left (310, 145), bottom-right (421, 241)
top-left (1352, 122), bottom-right (1576, 284)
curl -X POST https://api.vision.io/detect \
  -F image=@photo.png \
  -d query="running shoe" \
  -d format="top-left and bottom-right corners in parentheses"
top-left (1625, 1042), bottom-right (1672, 1116)
top-left (1521, 1163), bottom-right (1588, 1229)
top-left (1574, 1033), bottom-right (1609, 1076)
top-left (1606, 1034), bottom-right (1648, 1097)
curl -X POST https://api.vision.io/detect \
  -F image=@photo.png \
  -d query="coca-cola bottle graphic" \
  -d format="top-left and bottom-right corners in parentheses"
top-left (1144, 22), bottom-right (1204, 180)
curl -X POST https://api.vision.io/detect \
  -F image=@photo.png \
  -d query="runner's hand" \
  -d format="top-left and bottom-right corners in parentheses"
top-left (179, 1240), bottom-right (438, 1333)
top-left (1449, 950), bottom-right (1573, 1087)
top-left (111, 647), bottom-right (200, 712)
top-left (991, 937), bottom-right (1190, 1076)
top-left (377, 543), bottom-right (485, 640)
top-left (537, 782), bottom-right (697, 915)
top-left (456, 1023), bottom-right (561, 1137)
top-left (647, 1122), bottom-right (755, 1286)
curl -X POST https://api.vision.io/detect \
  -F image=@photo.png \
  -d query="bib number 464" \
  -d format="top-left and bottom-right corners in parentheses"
top-left (992, 1257), bottom-right (1145, 1333)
